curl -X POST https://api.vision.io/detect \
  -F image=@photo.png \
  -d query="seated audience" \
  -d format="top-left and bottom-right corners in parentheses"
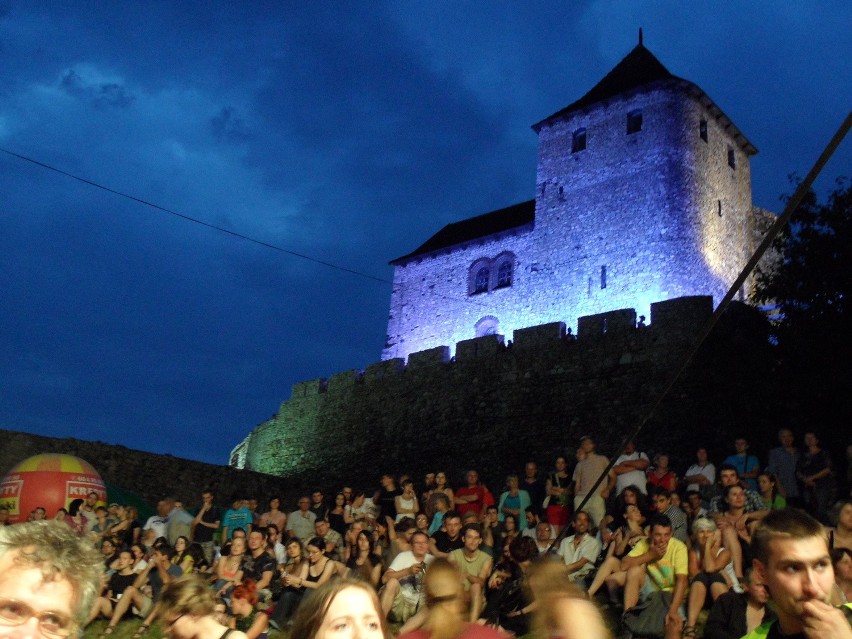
top-left (558, 510), bottom-right (601, 584)
top-left (398, 558), bottom-right (503, 639)
top-left (703, 568), bottom-right (775, 639)
top-left (230, 580), bottom-right (269, 639)
top-left (86, 549), bottom-right (138, 628)
top-left (380, 530), bottom-right (434, 624)
top-left (650, 487), bottom-right (689, 544)
top-left (429, 510), bottom-right (464, 558)
top-left (213, 535), bottom-right (245, 596)
top-left (268, 537), bottom-right (307, 630)
top-left (395, 479), bottom-right (420, 522)
top-left (529, 560), bottom-right (614, 639)
top-left (587, 502), bottom-right (646, 605)
top-left (346, 528), bottom-right (383, 588)
top-left (683, 518), bottom-right (737, 637)
top-left (757, 472), bottom-right (787, 510)
top-left (621, 515), bottom-right (688, 628)
top-left (481, 535), bottom-right (538, 636)
top-left (289, 577), bottom-right (390, 639)
top-left (314, 518), bottom-right (343, 562)
top-left (714, 484), bottom-right (768, 580)
top-left (448, 524), bottom-right (493, 621)
top-left (286, 496), bottom-right (318, 542)
top-left (832, 547), bottom-right (852, 605)
top-left (258, 497), bottom-right (287, 532)
top-left (157, 574), bottom-right (248, 639)
top-left (101, 543), bottom-right (183, 637)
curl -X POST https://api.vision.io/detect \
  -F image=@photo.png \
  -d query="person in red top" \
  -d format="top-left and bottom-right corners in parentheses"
top-left (647, 452), bottom-right (678, 493)
top-left (455, 470), bottom-right (488, 521)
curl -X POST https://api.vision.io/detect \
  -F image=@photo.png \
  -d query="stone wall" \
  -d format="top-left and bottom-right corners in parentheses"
top-left (0, 429), bottom-right (312, 510)
top-left (234, 296), bottom-right (780, 491)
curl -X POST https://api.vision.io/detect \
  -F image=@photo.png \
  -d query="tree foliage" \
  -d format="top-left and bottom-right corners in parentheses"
top-left (753, 177), bottom-right (851, 435)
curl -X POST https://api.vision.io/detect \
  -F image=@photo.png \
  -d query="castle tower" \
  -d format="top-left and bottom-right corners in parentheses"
top-left (382, 43), bottom-right (767, 362)
top-left (530, 43), bottom-right (758, 322)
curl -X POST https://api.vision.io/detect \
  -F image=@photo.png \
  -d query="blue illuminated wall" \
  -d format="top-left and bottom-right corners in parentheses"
top-left (382, 64), bottom-right (773, 362)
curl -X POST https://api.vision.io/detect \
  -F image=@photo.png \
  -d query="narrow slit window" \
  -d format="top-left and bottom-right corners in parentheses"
top-left (571, 128), bottom-right (587, 153)
top-left (728, 146), bottom-right (736, 169)
top-left (627, 109), bottom-right (642, 134)
top-left (699, 119), bottom-right (708, 142)
top-left (601, 265), bottom-right (607, 289)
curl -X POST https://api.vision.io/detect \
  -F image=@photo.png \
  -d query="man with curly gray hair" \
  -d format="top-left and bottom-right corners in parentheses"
top-left (0, 520), bottom-right (103, 638)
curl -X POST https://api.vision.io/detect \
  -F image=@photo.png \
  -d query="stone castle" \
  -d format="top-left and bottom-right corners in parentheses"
top-left (230, 43), bottom-right (776, 481)
top-left (383, 42), bottom-right (773, 362)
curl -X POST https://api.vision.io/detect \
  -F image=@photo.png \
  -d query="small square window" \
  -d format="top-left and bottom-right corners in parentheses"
top-left (699, 119), bottom-right (708, 142)
top-left (627, 110), bottom-right (642, 134)
top-left (728, 147), bottom-right (736, 169)
top-left (571, 128), bottom-right (587, 153)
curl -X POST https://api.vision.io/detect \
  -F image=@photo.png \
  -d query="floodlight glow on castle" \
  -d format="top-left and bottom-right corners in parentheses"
top-left (382, 42), bottom-right (773, 361)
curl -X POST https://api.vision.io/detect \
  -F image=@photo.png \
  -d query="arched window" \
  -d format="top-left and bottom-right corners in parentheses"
top-left (474, 267), bottom-right (490, 294)
top-left (475, 316), bottom-right (499, 337)
top-left (496, 261), bottom-right (512, 288)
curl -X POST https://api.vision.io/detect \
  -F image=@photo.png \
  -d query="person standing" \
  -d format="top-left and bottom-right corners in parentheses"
top-left (612, 440), bottom-right (650, 496)
top-left (521, 461), bottom-right (547, 510)
top-left (723, 438), bottom-right (761, 491)
top-left (797, 432), bottom-right (836, 524)
top-left (191, 488), bottom-right (221, 565)
top-left (765, 428), bottom-right (801, 505)
top-left (573, 436), bottom-right (614, 529)
top-left (684, 446), bottom-right (717, 505)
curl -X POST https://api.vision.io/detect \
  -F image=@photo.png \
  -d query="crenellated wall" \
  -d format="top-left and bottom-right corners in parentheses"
top-left (232, 296), bottom-right (778, 489)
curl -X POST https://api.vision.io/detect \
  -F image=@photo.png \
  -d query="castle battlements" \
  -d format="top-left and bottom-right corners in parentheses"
top-left (230, 295), bottom-right (718, 476)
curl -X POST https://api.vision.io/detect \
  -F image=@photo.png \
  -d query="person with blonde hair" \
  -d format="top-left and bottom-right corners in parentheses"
top-left (157, 574), bottom-right (247, 639)
top-left (397, 558), bottom-right (503, 639)
top-left (683, 517), bottom-right (737, 637)
top-left (528, 560), bottom-right (613, 639)
top-left (0, 519), bottom-right (103, 635)
top-left (289, 577), bottom-right (389, 639)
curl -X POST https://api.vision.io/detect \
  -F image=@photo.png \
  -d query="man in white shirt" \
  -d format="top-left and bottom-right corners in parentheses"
top-left (286, 496), bottom-right (317, 542)
top-left (558, 511), bottom-right (601, 584)
top-left (380, 530), bottom-right (434, 623)
top-left (612, 441), bottom-right (650, 495)
top-left (684, 446), bottom-right (716, 501)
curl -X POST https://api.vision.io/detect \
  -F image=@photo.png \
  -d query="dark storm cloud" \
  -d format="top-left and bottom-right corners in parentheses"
top-left (210, 106), bottom-right (251, 143)
top-left (0, 2), bottom-right (850, 465)
top-left (60, 68), bottom-right (135, 109)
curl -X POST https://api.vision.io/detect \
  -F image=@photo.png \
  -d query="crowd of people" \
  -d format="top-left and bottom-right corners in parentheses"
top-left (1, 428), bottom-right (851, 639)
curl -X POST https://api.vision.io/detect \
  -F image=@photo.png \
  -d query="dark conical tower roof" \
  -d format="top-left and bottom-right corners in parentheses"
top-left (533, 44), bottom-right (679, 131)
top-left (531, 42), bottom-right (757, 155)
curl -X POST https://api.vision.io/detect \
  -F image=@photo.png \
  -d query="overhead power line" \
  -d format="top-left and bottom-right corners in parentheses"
top-left (0, 146), bottom-right (391, 284)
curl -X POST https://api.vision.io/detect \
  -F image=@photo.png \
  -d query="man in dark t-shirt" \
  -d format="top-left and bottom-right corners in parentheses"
top-left (191, 489), bottom-right (221, 565)
top-left (243, 528), bottom-right (276, 601)
top-left (429, 511), bottom-right (464, 558)
top-left (376, 474), bottom-right (401, 521)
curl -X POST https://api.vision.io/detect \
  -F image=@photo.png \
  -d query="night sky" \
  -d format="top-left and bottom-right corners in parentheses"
top-left (1, 3), bottom-right (850, 466)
